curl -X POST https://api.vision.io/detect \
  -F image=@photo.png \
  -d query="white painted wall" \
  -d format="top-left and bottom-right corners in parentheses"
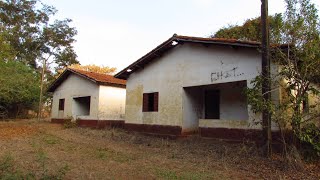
top-left (183, 87), bottom-right (203, 132)
top-left (98, 86), bottom-right (126, 120)
top-left (126, 43), bottom-right (266, 131)
top-left (51, 74), bottom-right (99, 120)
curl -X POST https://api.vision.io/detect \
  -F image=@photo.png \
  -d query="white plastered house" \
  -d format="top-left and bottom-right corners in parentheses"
top-left (48, 68), bottom-right (126, 128)
top-left (115, 34), bottom-right (281, 140)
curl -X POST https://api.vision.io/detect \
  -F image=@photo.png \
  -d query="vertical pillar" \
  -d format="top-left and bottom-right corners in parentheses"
top-left (261, 0), bottom-right (272, 157)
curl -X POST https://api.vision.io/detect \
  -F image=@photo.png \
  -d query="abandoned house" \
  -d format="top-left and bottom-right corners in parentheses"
top-left (115, 34), bottom-right (281, 140)
top-left (48, 68), bottom-right (126, 128)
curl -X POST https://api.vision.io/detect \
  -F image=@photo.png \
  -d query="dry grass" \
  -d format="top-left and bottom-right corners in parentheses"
top-left (0, 119), bottom-right (319, 179)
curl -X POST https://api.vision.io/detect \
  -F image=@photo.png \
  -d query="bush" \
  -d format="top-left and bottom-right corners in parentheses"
top-left (299, 124), bottom-right (320, 159)
top-left (0, 60), bottom-right (40, 118)
top-left (63, 119), bottom-right (77, 129)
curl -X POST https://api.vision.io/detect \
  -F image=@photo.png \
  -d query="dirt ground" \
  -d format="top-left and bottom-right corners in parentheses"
top-left (0, 120), bottom-right (319, 180)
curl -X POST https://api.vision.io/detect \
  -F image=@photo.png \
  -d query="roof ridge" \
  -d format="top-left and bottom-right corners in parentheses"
top-left (173, 35), bottom-right (261, 45)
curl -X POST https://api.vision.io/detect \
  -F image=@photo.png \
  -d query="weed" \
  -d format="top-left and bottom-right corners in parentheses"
top-left (112, 152), bottom-right (132, 163)
top-left (63, 120), bottom-right (77, 129)
top-left (96, 148), bottom-right (109, 160)
top-left (94, 148), bottom-right (133, 163)
top-left (43, 134), bottom-right (60, 145)
top-left (179, 171), bottom-right (215, 180)
top-left (36, 148), bottom-right (48, 172)
top-left (155, 168), bottom-right (179, 180)
top-left (0, 154), bottom-right (34, 179)
top-left (154, 167), bottom-right (215, 180)
top-left (33, 147), bottom-right (69, 179)
top-left (0, 154), bottom-right (14, 175)
top-left (168, 150), bottom-right (184, 160)
top-left (39, 164), bottom-right (69, 180)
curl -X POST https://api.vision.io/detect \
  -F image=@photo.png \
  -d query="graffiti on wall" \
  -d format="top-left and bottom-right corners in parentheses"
top-left (211, 67), bottom-right (244, 82)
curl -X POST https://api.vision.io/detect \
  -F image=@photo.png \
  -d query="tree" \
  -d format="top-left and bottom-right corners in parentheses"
top-left (0, 0), bottom-right (79, 119)
top-left (37, 18), bottom-right (79, 119)
top-left (0, 29), bottom-right (15, 61)
top-left (67, 64), bottom-right (117, 75)
top-left (0, 0), bottom-right (54, 68)
top-left (212, 13), bottom-right (283, 44)
top-left (279, 0), bottom-right (320, 154)
top-left (0, 0), bottom-right (78, 69)
top-left (0, 60), bottom-right (40, 118)
top-left (244, 0), bottom-right (320, 156)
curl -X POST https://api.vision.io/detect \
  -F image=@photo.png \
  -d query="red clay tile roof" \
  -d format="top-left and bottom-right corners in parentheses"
top-left (115, 34), bottom-right (263, 80)
top-left (47, 68), bottom-right (126, 92)
top-left (69, 68), bottom-right (126, 85)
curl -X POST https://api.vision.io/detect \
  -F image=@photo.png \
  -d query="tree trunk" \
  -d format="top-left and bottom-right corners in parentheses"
top-left (38, 59), bottom-right (46, 121)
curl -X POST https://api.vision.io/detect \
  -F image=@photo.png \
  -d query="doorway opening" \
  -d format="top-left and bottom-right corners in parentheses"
top-left (205, 90), bottom-right (220, 119)
top-left (73, 96), bottom-right (91, 117)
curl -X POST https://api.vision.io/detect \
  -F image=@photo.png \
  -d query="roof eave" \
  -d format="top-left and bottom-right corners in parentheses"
top-left (98, 81), bottom-right (126, 88)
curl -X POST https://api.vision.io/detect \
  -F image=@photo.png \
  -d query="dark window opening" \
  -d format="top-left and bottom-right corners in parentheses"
top-left (143, 92), bottom-right (159, 112)
top-left (148, 93), bottom-right (155, 111)
top-left (59, 99), bottom-right (65, 111)
top-left (205, 90), bottom-right (220, 119)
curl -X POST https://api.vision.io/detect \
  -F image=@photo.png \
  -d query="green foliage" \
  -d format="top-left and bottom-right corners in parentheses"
top-left (246, 75), bottom-right (320, 157)
top-left (245, 76), bottom-right (272, 115)
top-left (0, 31), bottom-right (16, 61)
top-left (213, 13), bottom-right (283, 43)
top-left (0, 60), bottom-right (40, 117)
top-left (0, 0), bottom-right (79, 69)
top-left (299, 124), bottom-right (320, 155)
top-left (280, 0), bottom-right (320, 153)
top-left (245, 75), bottom-right (292, 126)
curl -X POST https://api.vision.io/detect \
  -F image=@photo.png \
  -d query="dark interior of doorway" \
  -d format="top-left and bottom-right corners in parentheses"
top-left (205, 90), bottom-right (220, 119)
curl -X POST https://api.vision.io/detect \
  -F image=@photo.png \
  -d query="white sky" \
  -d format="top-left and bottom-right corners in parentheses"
top-left (41, 0), bottom-right (320, 72)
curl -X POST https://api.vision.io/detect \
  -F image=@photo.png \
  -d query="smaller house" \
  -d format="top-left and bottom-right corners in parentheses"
top-left (48, 68), bottom-right (126, 128)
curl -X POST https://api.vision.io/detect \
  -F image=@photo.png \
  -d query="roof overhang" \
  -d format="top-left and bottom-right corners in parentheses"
top-left (47, 68), bottom-right (126, 93)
